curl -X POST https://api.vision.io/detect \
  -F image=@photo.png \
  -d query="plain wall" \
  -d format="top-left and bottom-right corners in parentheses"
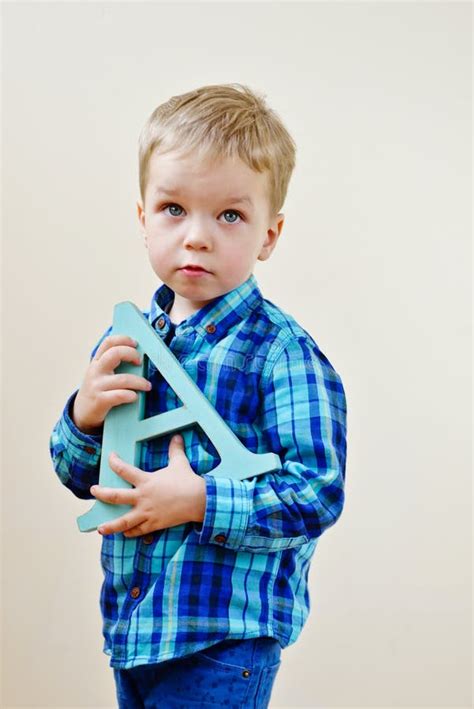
top-left (1, 2), bottom-right (471, 707)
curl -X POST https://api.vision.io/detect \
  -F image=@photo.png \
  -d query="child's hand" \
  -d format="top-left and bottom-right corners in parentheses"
top-left (90, 434), bottom-right (206, 536)
top-left (72, 335), bottom-right (152, 434)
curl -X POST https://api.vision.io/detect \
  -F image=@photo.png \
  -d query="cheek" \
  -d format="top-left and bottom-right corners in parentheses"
top-left (222, 240), bottom-right (256, 264)
top-left (146, 240), bottom-right (173, 272)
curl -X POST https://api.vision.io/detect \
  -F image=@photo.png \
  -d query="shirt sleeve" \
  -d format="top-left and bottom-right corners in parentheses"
top-left (193, 335), bottom-right (347, 553)
top-left (49, 324), bottom-right (112, 499)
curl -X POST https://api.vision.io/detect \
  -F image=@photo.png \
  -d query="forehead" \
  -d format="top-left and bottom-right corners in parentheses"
top-left (146, 149), bottom-right (269, 203)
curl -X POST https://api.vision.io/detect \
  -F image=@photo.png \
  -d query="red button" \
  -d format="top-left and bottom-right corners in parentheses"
top-left (157, 317), bottom-right (166, 329)
top-left (142, 534), bottom-right (154, 545)
top-left (84, 446), bottom-right (96, 454)
top-left (130, 586), bottom-right (141, 599)
top-left (205, 324), bottom-right (216, 334)
top-left (214, 534), bottom-right (226, 543)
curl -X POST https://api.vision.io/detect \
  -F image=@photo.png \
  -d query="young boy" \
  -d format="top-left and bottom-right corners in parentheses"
top-left (49, 83), bottom-right (347, 708)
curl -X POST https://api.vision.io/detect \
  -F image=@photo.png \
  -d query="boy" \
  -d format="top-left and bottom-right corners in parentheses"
top-left (49, 83), bottom-right (347, 708)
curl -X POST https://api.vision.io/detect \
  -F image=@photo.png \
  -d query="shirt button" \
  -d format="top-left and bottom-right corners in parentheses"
top-left (242, 669), bottom-right (251, 678)
top-left (130, 586), bottom-right (141, 599)
top-left (157, 317), bottom-right (166, 329)
top-left (214, 534), bottom-right (226, 543)
top-left (205, 323), bottom-right (216, 334)
top-left (142, 534), bottom-right (154, 545)
top-left (84, 446), bottom-right (96, 454)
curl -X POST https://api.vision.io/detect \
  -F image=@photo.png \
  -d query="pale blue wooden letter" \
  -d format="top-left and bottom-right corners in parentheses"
top-left (77, 302), bottom-right (281, 532)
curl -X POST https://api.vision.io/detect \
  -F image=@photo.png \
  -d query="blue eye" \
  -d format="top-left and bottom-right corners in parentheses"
top-left (222, 210), bottom-right (242, 224)
top-left (164, 204), bottom-right (184, 217)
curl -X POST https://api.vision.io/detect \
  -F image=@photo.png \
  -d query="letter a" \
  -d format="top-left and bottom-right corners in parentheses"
top-left (77, 302), bottom-right (281, 532)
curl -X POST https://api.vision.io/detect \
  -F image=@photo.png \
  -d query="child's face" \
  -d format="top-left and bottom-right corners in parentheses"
top-left (137, 149), bottom-right (284, 321)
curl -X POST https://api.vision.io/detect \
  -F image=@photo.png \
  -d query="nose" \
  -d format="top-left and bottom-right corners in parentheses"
top-left (182, 218), bottom-right (212, 250)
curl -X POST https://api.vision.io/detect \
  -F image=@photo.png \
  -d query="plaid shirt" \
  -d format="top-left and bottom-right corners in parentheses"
top-left (49, 273), bottom-right (347, 669)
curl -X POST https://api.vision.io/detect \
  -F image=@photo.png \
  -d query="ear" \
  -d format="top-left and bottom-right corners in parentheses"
top-left (137, 199), bottom-right (147, 246)
top-left (257, 213), bottom-right (285, 262)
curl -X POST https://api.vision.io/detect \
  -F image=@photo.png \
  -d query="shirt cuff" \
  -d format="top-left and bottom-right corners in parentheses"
top-left (59, 389), bottom-right (103, 463)
top-left (193, 474), bottom-right (252, 549)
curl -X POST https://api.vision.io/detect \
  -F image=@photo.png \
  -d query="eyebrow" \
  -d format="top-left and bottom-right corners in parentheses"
top-left (155, 187), bottom-right (253, 206)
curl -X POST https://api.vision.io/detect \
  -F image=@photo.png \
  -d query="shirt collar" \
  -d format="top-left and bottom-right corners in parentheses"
top-left (148, 273), bottom-right (263, 344)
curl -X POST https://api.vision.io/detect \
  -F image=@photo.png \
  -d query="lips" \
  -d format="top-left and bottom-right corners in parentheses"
top-left (181, 265), bottom-right (209, 272)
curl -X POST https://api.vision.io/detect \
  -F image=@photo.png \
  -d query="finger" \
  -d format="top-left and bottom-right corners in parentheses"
top-left (109, 452), bottom-right (144, 485)
top-left (123, 524), bottom-right (149, 538)
top-left (168, 433), bottom-right (187, 459)
top-left (90, 484), bottom-right (136, 505)
top-left (101, 372), bottom-right (152, 392)
top-left (93, 335), bottom-right (138, 361)
top-left (98, 346), bottom-right (143, 374)
top-left (98, 510), bottom-right (146, 536)
top-left (99, 389), bottom-right (140, 407)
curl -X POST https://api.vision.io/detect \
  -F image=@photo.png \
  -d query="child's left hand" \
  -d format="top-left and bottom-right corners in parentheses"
top-left (90, 434), bottom-right (206, 537)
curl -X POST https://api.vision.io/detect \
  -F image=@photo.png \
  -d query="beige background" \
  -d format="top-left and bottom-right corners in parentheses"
top-left (1, 2), bottom-right (471, 708)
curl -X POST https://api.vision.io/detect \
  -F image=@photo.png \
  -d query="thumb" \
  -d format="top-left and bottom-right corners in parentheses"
top-left (168, 433), bottom-right (188, 464)
top-left (169, 433), bottom-right (185, 451)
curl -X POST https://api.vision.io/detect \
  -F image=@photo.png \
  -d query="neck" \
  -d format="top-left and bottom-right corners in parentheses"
top-left (166, 298), bottom-right (191, 325)
top-left (167, 292), bottom-right (212, 325)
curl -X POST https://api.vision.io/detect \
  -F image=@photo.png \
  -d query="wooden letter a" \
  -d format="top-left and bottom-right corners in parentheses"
top-left (77, 302), bottom-right (281, 532)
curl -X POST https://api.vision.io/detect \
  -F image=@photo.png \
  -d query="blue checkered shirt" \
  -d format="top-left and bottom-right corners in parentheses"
top-left (49, 273), bottom-right (347, 669)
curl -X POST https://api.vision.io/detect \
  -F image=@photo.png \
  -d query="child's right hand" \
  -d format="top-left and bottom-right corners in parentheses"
top-left (72, 335), bottom-right (152, 434)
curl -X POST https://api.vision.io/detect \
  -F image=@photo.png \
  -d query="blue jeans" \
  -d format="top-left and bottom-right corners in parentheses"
top-left (113, 636), bottom-right (282, 708)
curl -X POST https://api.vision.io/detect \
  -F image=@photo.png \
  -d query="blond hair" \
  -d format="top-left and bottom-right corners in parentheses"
top-left (138, 83), bottom-right (296, 217)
